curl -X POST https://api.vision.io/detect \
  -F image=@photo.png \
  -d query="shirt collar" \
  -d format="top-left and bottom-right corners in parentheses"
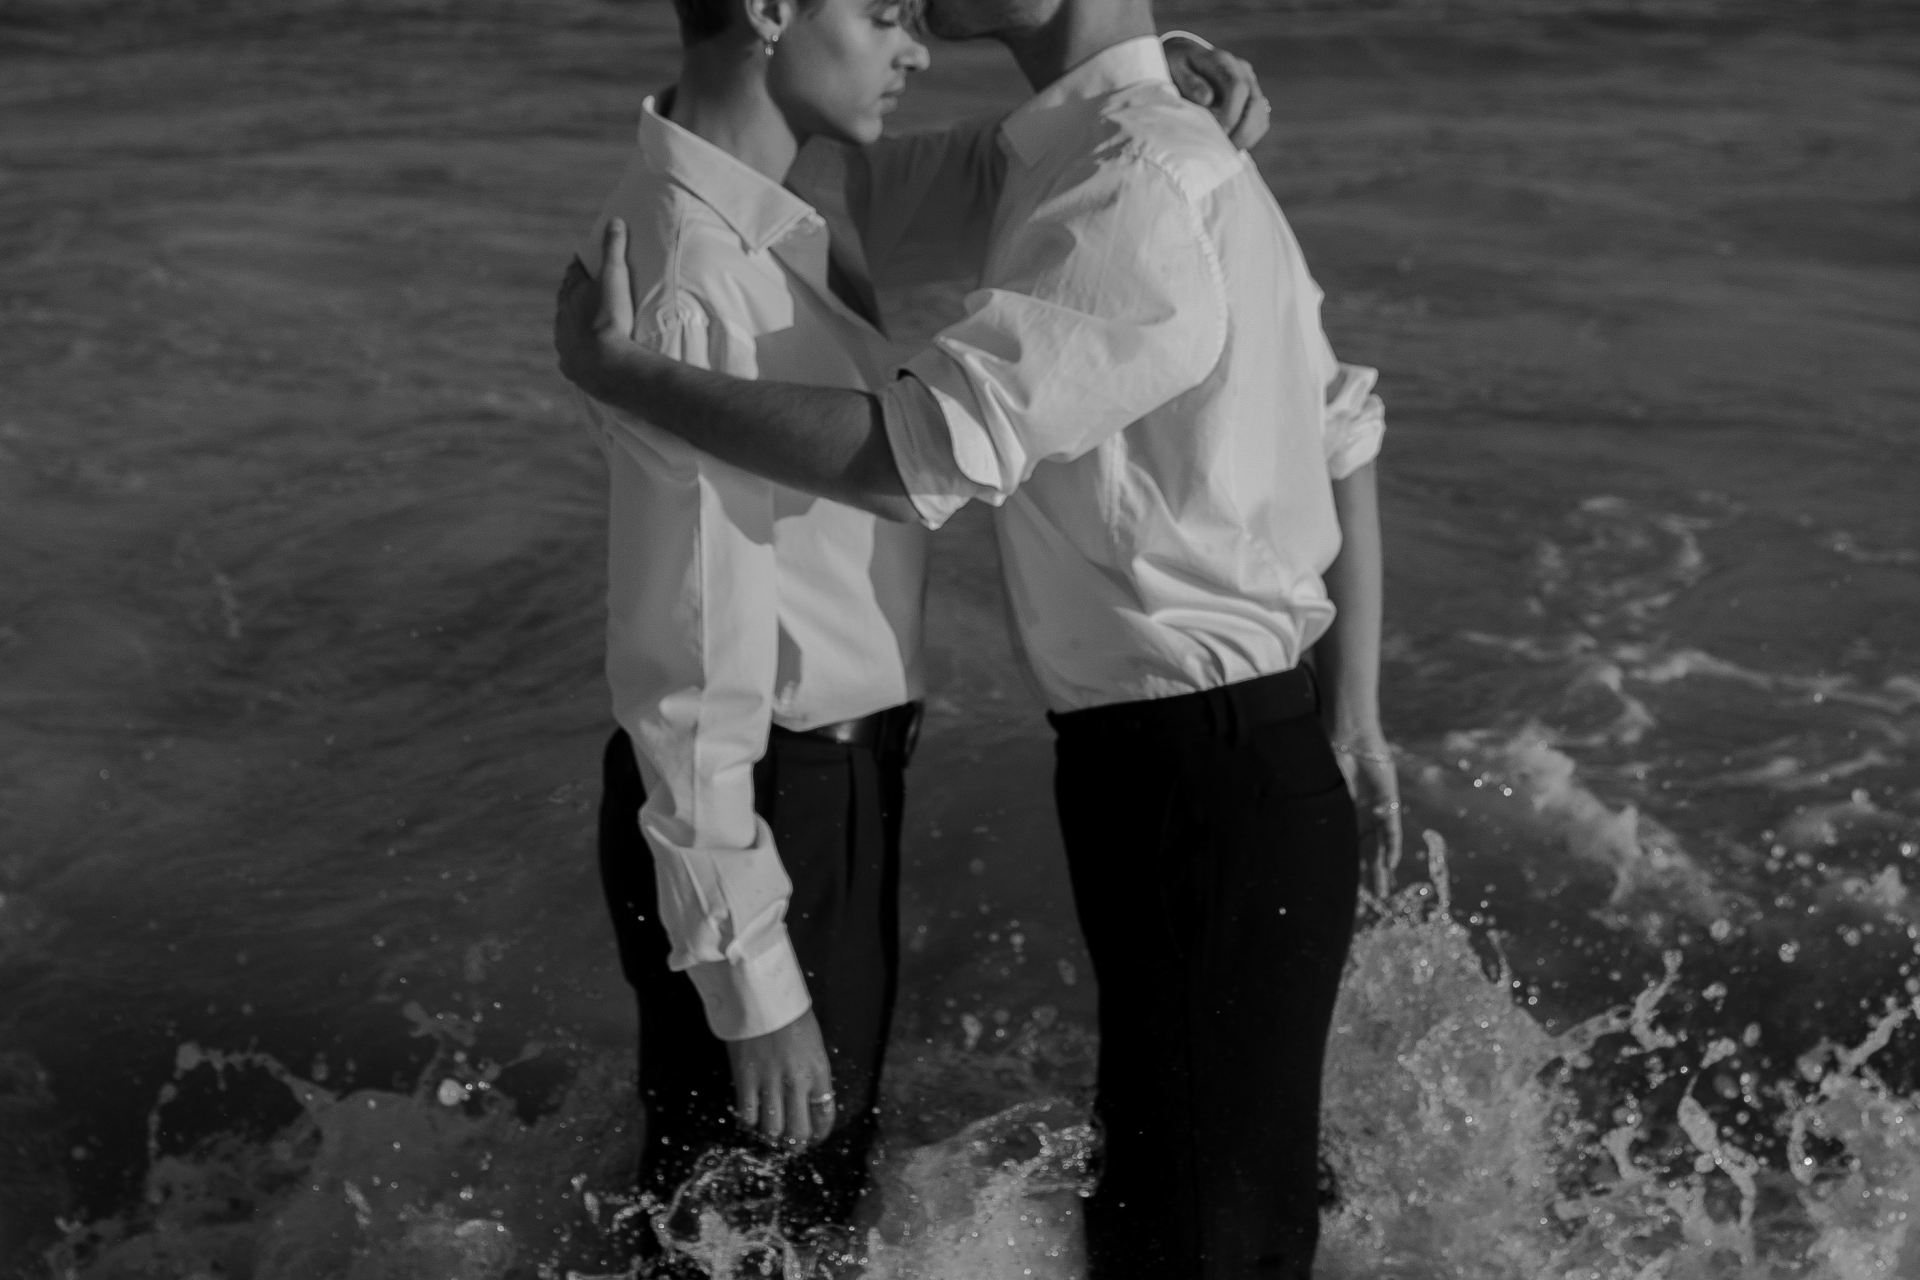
top-left (998, 34), bottom-right (1173, 168)
top-left (637, 95), bottom-right (822, 254)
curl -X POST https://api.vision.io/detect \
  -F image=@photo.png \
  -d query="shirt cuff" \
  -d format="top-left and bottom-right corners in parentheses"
top-left (683, 930), bottom-right (812, 1041)
top-left (1159, 29), bottom-right (1216, 51)
top-left (879, 369), bottom-right (995, 530)
top-left (1324, 362), bottom-right (1386, 481)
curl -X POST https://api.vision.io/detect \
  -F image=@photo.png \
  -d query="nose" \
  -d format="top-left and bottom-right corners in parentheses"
top-left (900, 35), bottom-right (930, 73)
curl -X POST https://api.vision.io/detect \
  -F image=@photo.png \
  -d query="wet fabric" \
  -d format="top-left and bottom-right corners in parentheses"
top-left (596, 726), bottom-right (905, 1238)
top-left (1051, 669), bottom-right (1361, 1279)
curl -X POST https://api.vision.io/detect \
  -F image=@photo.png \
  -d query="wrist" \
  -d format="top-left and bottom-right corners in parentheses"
top-left (587, 338), bottom-right (653, 405)
top-left (1331, 739), bottom-right (1393, 765)
top-left (1328, 712), bottom-right (1389, 755)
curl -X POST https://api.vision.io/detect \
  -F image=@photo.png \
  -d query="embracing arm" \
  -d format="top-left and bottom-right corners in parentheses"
top-left (556, 220), bottom-right (915, 522)
top-left (559, 149), bottom-right (1227, 529)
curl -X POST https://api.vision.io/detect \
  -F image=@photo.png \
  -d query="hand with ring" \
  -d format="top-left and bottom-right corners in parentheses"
top-left (725, 1008), bottom-right (837, 1148)
top-left (1163, 33), bottom-right (1274, 152)
top-left (1331, 730), bottom-right (1403, 900)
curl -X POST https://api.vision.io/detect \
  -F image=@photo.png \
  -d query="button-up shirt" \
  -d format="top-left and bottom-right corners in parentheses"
top-left (881, 36), bottom-right (1386, 713)
top-left (577, 100), bottom-right (943, 1040)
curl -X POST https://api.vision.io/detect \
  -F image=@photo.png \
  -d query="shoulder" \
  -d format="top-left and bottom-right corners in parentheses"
top-left (593, 188), bottom-right (761, 344)
top-left (654, 195), bottom-right (752, 293)
top-left (1094, 83), bottom-right (1247, 205)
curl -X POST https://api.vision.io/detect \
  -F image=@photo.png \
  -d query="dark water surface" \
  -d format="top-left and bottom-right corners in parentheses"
top-left (3, 1), bottom-right (1919, 1275)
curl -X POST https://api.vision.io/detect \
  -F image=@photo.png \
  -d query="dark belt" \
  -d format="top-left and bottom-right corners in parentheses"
top-left (1046, 665), bottom-right (1320, 742)
top-left (772, 700), bottom-right (923, 761)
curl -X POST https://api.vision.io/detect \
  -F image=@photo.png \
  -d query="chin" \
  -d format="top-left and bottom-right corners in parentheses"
top-left (818, 115), bottom-right (886, 147)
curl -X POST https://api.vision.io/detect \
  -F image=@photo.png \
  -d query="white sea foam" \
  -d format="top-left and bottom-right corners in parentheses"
top-left (1323, 836), bottom-right (1920, 1280)
top-left (1441, 726), bottom-right (1731, 929)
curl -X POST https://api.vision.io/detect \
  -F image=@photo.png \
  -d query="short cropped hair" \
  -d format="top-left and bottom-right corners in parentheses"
top-left (672, 0), bottom-right (825, 42)
top-left (672, 0), bottom-right (921, 44)
top-left (672, 0), bottom-right (741, 43)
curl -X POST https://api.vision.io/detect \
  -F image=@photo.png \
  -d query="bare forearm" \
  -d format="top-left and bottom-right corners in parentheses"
top-left (1319, 460), bottom-right (1384, 738)
top-left (584, 346), bottom-right (916, 522)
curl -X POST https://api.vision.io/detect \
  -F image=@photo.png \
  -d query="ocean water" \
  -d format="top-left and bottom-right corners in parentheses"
top-left (3, 1), bottom-right (1918, 1276)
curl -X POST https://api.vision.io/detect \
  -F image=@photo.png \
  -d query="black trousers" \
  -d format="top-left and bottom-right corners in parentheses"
top-left (1050, 668), bottom-right (1360, 1280)
top-left (596, 721), bottom-right (907, 1234)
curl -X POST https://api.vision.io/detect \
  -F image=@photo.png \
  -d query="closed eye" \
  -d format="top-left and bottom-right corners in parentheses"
top-left (867, 0), bottom-right (920, 34)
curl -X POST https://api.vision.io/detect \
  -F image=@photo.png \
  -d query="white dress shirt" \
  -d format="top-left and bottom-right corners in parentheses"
top-left (881, 36), bottom-right (1386, 713)
top-left (577, 101), bottom-right (942, 1041)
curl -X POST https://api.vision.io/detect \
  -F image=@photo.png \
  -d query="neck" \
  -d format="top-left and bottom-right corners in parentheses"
top-left (667, 39), bottom-right (800, 184)
top-left (999, 0), bottom-right (1157, 93)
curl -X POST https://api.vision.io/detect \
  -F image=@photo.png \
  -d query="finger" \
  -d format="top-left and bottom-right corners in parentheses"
top-left (1168, 56), bottom-right (1215, 108)
top-left (598, 218), bottom-right (635, 336)
top-left (1229, 88), bottom-right (1272, 152)
top-left (758, 1083), bottom-right (784, 1145)
top-left (734, 1070), bottom-right (761, 1133)
top-left (806, 1076), bottom-right (838, 1137)
top-left (783, 1074), bottom-right (814, 1147)
top-left (1365, 789), bottom-right (1403, 897)
top-left (1374, 828), bottom-right (1395, 899)
top-left (1201, 52), bottom-right (1253, 143)
top-left (600, 217), bottom-right (627, 271)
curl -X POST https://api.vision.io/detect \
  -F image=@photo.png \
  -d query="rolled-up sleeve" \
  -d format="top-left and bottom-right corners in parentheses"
top-left (1323, 360), bottom-right (1386, 480)
top-left (880, 372), bottom-right (986, 531)
top-left (880, 151), bottom-right (1229, 528)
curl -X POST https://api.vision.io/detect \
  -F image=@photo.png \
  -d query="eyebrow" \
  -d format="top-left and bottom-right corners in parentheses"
top-left (869, 0), bottom-right (926, 37)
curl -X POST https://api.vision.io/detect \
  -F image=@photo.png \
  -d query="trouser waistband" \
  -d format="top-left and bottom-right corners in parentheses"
top-left (1046, 666), bottom-right (1320, 743)
top-left (772, 700), bottom-right (923, 760)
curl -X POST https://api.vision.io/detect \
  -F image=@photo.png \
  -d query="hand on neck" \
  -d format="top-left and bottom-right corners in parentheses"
top-left (1000, 0), bottom-right (1158, 94)
top-left (667, 39), bottom-right (802, 184)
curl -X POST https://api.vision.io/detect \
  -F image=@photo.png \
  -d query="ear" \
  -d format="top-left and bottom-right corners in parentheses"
top-left (739, 0), bottom-right (795, 48)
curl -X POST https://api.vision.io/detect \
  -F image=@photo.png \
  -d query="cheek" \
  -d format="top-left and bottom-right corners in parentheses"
top-left (808, 30), bottom-right (888, 103)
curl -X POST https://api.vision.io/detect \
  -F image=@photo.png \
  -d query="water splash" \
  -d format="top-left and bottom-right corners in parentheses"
top-left (43, 1018), bottom-right (641, 1280)
top-left (39, 836), bottom-right (1920, 1280)
top-left (1322, 833), bottom-right (1920, 1280)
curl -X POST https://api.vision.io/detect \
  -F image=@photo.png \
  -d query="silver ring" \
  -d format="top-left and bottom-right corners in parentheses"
top-left (808, 1091), bottom-right (836, 1108)
top-left (1372, 801), bottom-right (1403, 815)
